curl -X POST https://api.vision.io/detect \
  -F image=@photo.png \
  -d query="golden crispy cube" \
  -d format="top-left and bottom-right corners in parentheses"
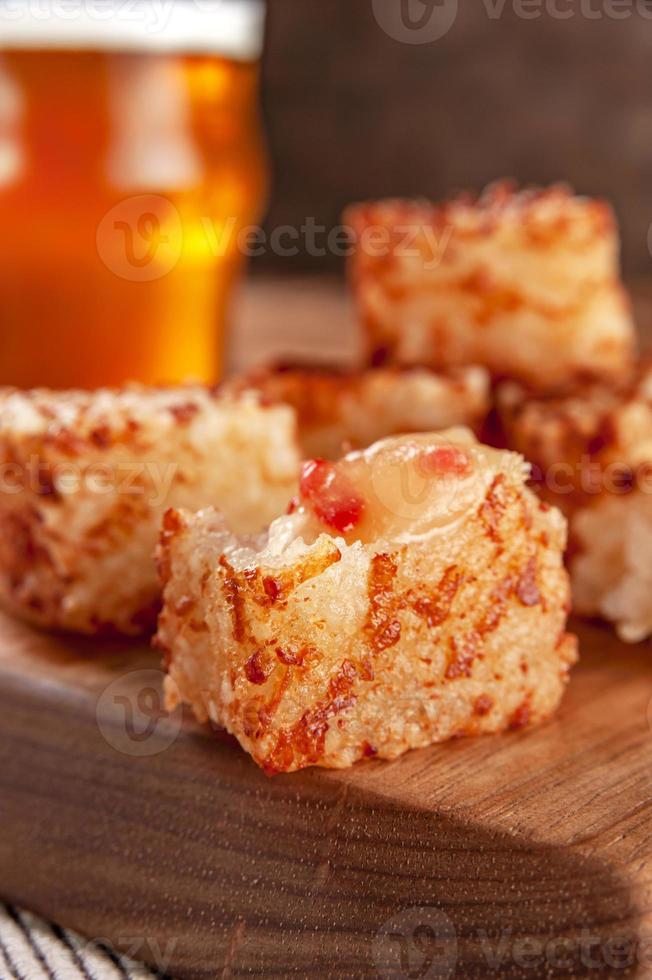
top-left (225, 363), bottom-right (490, 459)
top-left (346, 181), bottom-right (635, 390)
top-left (157, 429), bottom-right (576, 773)
top-left (497, 366), bottom-right (652, 641)
top-left (0, 386), bottom-right (300, 635)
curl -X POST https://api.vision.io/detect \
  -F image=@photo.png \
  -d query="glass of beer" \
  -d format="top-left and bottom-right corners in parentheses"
top-left (0, 1), bottom-right (267, 388)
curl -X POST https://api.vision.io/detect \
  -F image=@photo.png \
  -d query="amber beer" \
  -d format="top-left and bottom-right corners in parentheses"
top-left (0, 2), bottom-right (267, 388)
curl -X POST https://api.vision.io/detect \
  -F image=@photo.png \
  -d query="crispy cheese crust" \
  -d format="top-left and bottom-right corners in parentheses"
top-left (224, 363), bottom-right (490, 459)
top-left (345, 181), bottom-right (635, 390)
top-left (0, 386), bottom-right (300, 635)
top-left (497, 378), bottom-right (628, 514)
top-left (497, 365), bottom-right (652, 640)
top-left (157, 431), bottom-right (576, 773)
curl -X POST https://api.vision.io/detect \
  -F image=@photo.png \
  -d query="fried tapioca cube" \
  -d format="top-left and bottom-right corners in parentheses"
top-left (497, 363), bottom-right (652, 641)
top-left (345, 181), bottom-right (635, 390)
top-left (224, 363), bottom-right (490, 458)
top-left (0, 385), bottom-right (300, 635)
top-left (157, 429), bottom-right (576, 773)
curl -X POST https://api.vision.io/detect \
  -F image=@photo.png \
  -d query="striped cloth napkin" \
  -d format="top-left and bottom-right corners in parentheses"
top-left (0, 904), bottom-right (168, 980)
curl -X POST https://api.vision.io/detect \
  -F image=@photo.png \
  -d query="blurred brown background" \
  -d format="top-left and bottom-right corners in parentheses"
top-left (258, 0), bottom-right (652, 276)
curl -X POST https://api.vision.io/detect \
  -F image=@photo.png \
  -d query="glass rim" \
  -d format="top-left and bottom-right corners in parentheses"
top-left (0, 0), bottom-right (266, 59)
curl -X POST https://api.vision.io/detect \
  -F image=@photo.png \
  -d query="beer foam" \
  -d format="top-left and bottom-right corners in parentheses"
top-left (0, 1), bottom-right (265, 59)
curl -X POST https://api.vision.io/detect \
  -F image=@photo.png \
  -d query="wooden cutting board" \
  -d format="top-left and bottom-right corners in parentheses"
top-left (2, 279), bottom-right (652, 979)
top-left (1, 612), bottom-right (651, 979)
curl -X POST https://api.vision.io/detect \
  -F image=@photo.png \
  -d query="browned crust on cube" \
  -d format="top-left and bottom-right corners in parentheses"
top-left (157, 441), bottom-right (576, 773)
top-left (345, 180), bottom-right (635, 390)
top-left (223, 363), bottom-right (490, 459)
top-left (496, 362), bottom-right (652, 638)
top-left (0, 385), bottom-right (300, 635)
top-left (496, 361), bottom-right (652, 515)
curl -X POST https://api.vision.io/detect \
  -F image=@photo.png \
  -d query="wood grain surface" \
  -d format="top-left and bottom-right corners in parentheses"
top-left (2, 278), bottom-right (652, 979)
top-left (1, 612), bottom-right (651, 979)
